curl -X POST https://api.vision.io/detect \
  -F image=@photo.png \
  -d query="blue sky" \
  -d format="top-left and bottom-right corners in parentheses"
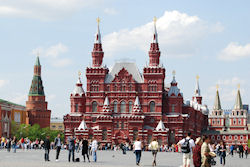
top-left (0, 0), bottom-right (249, 117)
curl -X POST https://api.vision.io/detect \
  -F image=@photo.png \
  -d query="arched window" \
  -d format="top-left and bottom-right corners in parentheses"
top-left (102, 129), bottom-right (107, 140)
top-left (92, 101), bottom-right (97, 112)
top-left (75, 104), bottom-right (78, 112)
top-left (113, 101), bottom-right (118, 113)
top-left (129, 101), bottom-right (133, 113)
top-left (121, 121), bottom-right (124, 129)
top-left (171, 104), bottom-right (175, 112)
top-left (237, 111), bottom-right (239, 115)
top-left (121, 101), bottom-right (126, 113)
top-left (150, 101), bottom-right (155, 112)
top-left (241, 111), bottom-right (244, 116)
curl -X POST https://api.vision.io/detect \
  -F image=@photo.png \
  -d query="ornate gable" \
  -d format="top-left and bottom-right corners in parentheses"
top-left (112, 68), bottom-right (135, 83)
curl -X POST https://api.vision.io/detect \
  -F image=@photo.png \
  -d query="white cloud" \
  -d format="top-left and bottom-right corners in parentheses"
top-left (0, 79), bottom-right (9, 88)
top-left (32, 43), bottom-right (72, 67)
top-left (0, 0), bottom-right (104, 21)
top-left (103, 10), bottom-right (223, 58)
top-left (104, 8), bottom-right (117, 15)
top-left (218, 42), bottom-right (250, 61)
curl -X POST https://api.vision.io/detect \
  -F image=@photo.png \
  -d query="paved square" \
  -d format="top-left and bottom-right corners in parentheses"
top-left (0, 149), bottom-right (249, 167)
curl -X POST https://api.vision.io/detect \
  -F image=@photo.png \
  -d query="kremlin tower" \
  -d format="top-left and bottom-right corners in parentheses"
top-left (26, 56), bottom-right (51, 128)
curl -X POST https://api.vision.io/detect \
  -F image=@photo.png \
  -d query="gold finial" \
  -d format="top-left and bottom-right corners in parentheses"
top-left (78, 71), bottom-right (81, 77)
top-left (96, 17), bottom-right (100, 26)
top-left (216, 84), bottom-right (219, 90)
top-left (172, 70), bottom-right (176, 76)
top-left (196, 75), bottom-right (200, 80)
top-left (153, 16), bottom-right (157, 25)
top-left (237, 84), bottom-right (240, 89)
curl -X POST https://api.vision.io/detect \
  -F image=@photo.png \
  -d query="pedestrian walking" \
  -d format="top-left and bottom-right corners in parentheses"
top-left (82, 137), bottom-right (90, 162)
top-left (218, 141), bottom-right (226, 166)
top-left (6, 138), bottom-right (11, 152)
top-left (91, 137), bottom-right (98, 162)
top-left (44, 136), bottom-right (50, 161)
top-left (12, 136), bottom-right (17, 153)
top-left (133, 138), bottom-right (143, 166)
top-left (239, 144), bottom-right (244, 158)
top-left (177, 131), bottom-right (195, 167)
top-left (230, 145), bottom-right (234, 157)
top-left (201, 136), bottom-right (211, 167)
top-left (120, 142), bottom-right (126, 154)
top-left (245, 145), bottom-right (248, 159)
top-left (149, 138), bottom-right (159, 166)
top-left (67, 135), bottom-right (75, 162)
top-left (54, 133), bottom-right (62, 161)
top-left (193, 137), bottom-right (202, 167)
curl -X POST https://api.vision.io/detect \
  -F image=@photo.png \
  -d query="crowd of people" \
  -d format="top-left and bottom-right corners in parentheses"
top-left (176, 132), bottom-right (249, 167)
top-left (0, 133), bottom-right (249, 166)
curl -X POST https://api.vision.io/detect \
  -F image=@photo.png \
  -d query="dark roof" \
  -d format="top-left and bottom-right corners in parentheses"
top-left (0, 98), bottom-right (25, 108)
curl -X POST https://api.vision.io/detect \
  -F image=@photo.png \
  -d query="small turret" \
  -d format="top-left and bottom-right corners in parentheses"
top-left (133, 96), bottom-right (142, 113)
top-left (213, 85), bottom-right (222, 110)
top-left (234, 84), bottom-right (243, 110)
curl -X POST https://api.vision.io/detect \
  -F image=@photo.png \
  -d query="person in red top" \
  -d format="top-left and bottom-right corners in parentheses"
top-left (193, 137), bottom-right (202, 167)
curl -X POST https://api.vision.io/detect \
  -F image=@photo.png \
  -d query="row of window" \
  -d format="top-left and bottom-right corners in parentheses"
top-left (90, 84), bottom-right (158, 92)
top-left (232, 111), bottom-right (244, 116)
top-left (92, 101), bottom-right (156, 113)
top-left (211, 135), bottom-right (244, 140)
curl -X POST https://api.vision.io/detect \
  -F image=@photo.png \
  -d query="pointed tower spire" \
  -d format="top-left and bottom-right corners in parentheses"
top-left (192, 75), bottom-right (202, 104)
top-left (153, 16), bottom-right (158, 43)
top-left (149, 16), bottom-right (160, 67)
top-left (194, 75), bottom-right (201, 96)
top-left (29, 56), bottom-right (44, 96)
top-left (234, 84), bottom-right (243, 110)
top-left (95, 17), bottom-right (101, 44)
top-left (156, 120), bottom-right (166, 131)
top-left (92, 17), bottom-right (104, 67)
top-left (213, 84), bottom-right (222, 110)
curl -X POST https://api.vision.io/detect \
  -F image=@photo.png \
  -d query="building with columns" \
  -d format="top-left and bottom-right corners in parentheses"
top-left (206, 85), bottom-right (249, 147)
top-left (64, 18), bottom-right (209, 145)
top-left (26, 56), bottom-right (51, 128)
top-left (0, 99), bottom-right (27, 138)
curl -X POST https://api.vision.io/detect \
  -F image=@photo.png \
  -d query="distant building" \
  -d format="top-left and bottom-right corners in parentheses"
top-left (50, 117), bottom-right (64, 131)
top-left (26, 57), bottom-right (51, 128)
top-left (0, 99), bottom-right (27, 138)
top-left (64, 18), bottom-right (209, 145)
top-left (206, 86), bottom-right (249, 147)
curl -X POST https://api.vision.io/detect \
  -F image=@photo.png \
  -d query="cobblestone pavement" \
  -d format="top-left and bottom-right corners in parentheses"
top-left (0, 149), bottom-right (249, 167)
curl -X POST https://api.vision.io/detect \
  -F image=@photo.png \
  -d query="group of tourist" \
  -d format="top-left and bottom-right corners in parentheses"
top-left (177, 132), bottom-right (249, 167)
top-left (1, 133), bottom-right (249, 166)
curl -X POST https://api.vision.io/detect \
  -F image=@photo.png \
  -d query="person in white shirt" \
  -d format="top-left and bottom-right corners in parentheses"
top-left (177, 132), bottom-right (195, 167)
top-left (133, 138), bottom-right (143, 166)
top-left (91, 137), bottom-right (98, 162)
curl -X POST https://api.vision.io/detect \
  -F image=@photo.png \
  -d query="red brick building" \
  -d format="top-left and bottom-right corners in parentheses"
top-left (64, 19), bottom-right (208, 145)
top-left (206, 86), bottom-right (249, 147)
top-left (26, 57), bottom-right (51, 128)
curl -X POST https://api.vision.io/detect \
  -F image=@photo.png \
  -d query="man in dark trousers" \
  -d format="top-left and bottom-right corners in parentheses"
top-left (82, 137), bottom-right (90, 162)
top-left (44, 136), bottom-right (50, 161)
top-left (54, 133), bottom-right (61, 161)
top-left (239, 144), bottom-right (244, 158)
top-left (68, 135), bottom-right (75, 162)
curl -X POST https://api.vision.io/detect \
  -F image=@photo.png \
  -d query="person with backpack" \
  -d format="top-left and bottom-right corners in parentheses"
top-left (177, 132), bottom-right (195, 167)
